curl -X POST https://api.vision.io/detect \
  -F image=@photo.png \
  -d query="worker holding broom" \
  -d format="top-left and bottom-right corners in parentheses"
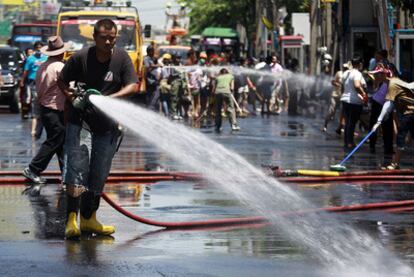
top-left (213, 68), bottom-right (240, 132)
top-left (376, 77), bottom-right (414, 170)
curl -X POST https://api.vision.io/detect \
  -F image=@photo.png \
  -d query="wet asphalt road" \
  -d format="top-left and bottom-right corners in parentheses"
top-left (1, 106), bottom-right (414, 276)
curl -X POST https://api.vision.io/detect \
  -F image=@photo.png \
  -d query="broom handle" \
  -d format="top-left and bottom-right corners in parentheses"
top-left (230, 93), bottom-right (242, 113)
top-left (339, 126), bottom-right (378, 166)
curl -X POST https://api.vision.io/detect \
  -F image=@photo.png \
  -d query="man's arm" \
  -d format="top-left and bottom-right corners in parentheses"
top-left (57, 54), bottom-right (80, 101)
top-left (144, 57), bottom-right (161, 71)
top-left (354, 79), bottom-right (366, 95)
top-left (109, 83), bottom-right (139, 98)
top-left (111, 52), bottom-right (140, 97)
top-left (246, 76), bottom-right (256, 90)
top-left (377, 100), bottom-right (394, 123)
top-left (57, 76), bottom-right (75, 101)
top-left (354, 76), bottom-right (368, 104)
top-left (20, 56), bottom-right (32, 87)
top-left (211, 77), bottom-right (217, 94)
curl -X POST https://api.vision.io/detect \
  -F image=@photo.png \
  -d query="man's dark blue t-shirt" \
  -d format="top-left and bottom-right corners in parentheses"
top-left (60, 46), bottom-right (138, 133)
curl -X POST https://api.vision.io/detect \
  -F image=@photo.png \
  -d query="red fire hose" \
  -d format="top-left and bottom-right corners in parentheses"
top-left (101, 192), bottom-right (266, 228)
top-left (101, 192), bottom-right (414, 229)
top-left (0, 170), bottom-right (202, 178)
top-left (0, 171), bottom-right (202, 185)
top-left (1, 170), bottom-right (414, 229)
top-left (2, 170), bottom-right (414, 185)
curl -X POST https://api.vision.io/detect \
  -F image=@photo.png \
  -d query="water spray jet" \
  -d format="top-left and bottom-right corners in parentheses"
top-left (86, 95), bottom-right (413, 275)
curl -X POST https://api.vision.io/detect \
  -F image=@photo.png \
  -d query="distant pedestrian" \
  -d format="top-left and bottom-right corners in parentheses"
top-left (213, 68), bottom-right (240, 132)
top-left (368, 50), bottom-right (382, 71)
top-left (323, 62), bottom-right (350, 133)
top-left (20, 41), bottom-right (48, 139)
top-left (169, 54), bottom-right (188, 119)
top-left (159, 53), bottom-right (173, 116)
top-left (340, 56), bottom-right (368, 149)
top-left (256, 56), bottom-right (274, 114)
top-left (270, 54), bottom-right (284, 113)
top-left (186, 52), bottom-right (202, 118)
top-left (144, 45), bottom-right (161, 111)
top-left (198, 51), bottom-right (210, 119)
top-left (20, 47), bottom-right (34, 119)
top-left (379, 49), bottom-right (401, 79)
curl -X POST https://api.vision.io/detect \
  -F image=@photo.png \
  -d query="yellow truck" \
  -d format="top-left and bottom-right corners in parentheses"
top-left (57, 4), bottom-right (145, 91)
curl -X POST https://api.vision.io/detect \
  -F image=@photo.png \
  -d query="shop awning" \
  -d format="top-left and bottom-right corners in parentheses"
top-left (202, 27), bottom-right (238, 38)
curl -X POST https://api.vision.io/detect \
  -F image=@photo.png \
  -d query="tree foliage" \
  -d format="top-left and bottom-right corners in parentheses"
top-left (178, 0), bottom-right (256, 35)
top-left (178, 0), bottom-right (308, 36)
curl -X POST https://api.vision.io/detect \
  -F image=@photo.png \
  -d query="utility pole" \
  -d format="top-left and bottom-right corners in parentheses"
top-left (326, 2), bottom-right (332, 52)
top-left (255, 0), bottom-right (261, 58)
top-left (270, 0), bottom-right (278, 55)
top-left (255, 0), bottom-right (269, 58)
top-left (310, 0), bottom-right (320, 75)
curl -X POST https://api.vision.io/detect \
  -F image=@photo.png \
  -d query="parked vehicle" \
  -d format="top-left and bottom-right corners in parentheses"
top-left (10, 23), bottom-right (57, 52)
top-left (0, 46), bottom-right (25, 113)
top-left (157, 45), bottom-right (191, 63)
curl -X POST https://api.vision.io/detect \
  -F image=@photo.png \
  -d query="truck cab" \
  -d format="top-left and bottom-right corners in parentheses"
top-left (57, 4), bottom-right (144, 90)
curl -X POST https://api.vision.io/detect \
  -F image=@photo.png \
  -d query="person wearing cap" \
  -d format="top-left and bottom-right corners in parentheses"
top-left (368, 65), bottom-right (394, 156)
top-left (186, 49), bottom-right (202, 118)
top-left (144, 45), bottom-right (161, 111)
top-left (169, 54), bottom-right (188, 119)
top-left (376, 75), bottom-right (414, 170)
top-left (22, 36), bottom-right (71, 185)
top-left (58, 19), bottom-right (139, 239)
top-left (270, 54), bottom-right (285, 114)
top-left (323, 62), bottom-right (350, 133)
top-left (159, 53), bottom-right (173, 116)
top-left (197, 52), bottom-right (210, 119)
top-left (199, 51), bottom-right (207, 62)
top-left (213, 68), bottom-right (240, 132)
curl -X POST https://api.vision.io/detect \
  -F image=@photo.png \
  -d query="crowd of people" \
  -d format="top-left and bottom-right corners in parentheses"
top-left (15, 18), bottom-right (414, 239)
top-left (142, 45), bottom-right (414, 170)
top-left (322, 49), bottom-right (414, 170)
top-left (143, 47), bottom-right (290, 132)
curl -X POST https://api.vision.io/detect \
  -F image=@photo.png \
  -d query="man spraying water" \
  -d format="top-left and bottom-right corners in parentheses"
top-left (57, 18), bottom-right (139, 239)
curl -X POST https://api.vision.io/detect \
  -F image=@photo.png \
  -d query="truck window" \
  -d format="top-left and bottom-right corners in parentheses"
top-left (60, 18), bottom-right (137, 52)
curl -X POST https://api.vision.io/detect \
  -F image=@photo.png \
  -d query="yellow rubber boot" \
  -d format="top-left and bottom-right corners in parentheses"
top-left (65, 212), bottom-right (81, 239)
top-left (80, 212), bottom-right (115, 235)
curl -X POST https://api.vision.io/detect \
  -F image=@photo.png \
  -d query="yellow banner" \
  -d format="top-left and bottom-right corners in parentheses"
top-left (2, 0), bottom-right (24, 6)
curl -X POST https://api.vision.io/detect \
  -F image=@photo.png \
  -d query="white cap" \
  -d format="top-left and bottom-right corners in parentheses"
top-left (323, 53), bottom-right (332, 61)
